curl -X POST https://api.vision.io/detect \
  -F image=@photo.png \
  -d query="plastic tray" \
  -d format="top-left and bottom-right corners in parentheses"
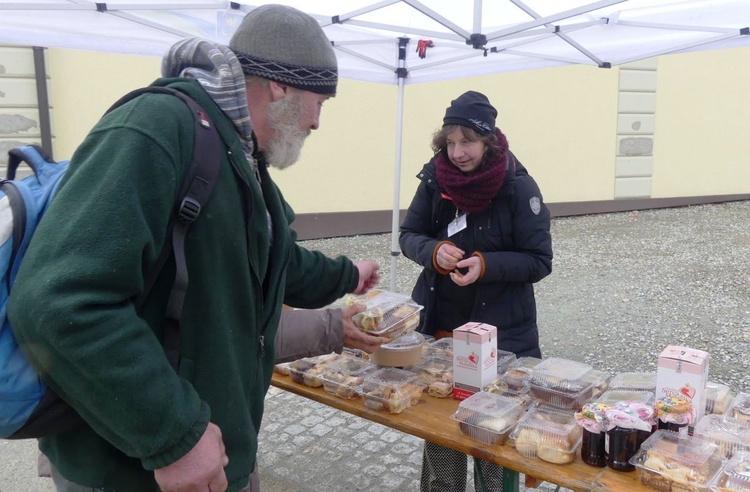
top-left (504, 356), bottom-right (542, 391)
top-left (319, 357), bottom-right (378, 400)
top-left (608, 371), bottom-right (657, 392)
top-left (596, 389), bottom-right (655, 407)
top-left (424, 337), bottom-right (453, 360)
top-left (694, 414), bottom-right (750, 459)
top-left (705, 381), bottom-right (733, 415)
top-left (404, 355), bottom-right (453, 398)
top-left (728, 393), bottom-right (750, 423)
top-left (629, 430), bottom-right (723, 492)
top-left (359, 367), bottom-right (426, 414)
top-left (452, 392), bottom-right (524, 445)
top-left (484, 375), bottom-right (533, 410)
top-left (288, 353), bottom-right (344, 387)
top-left (338, 289), bottom-right (424, 338)
top-left (510, 404), bottom-right (581, 464)
top-left (496, 349), bottom-right (517, 375)
top-left (710, 451), bottom-right (750, 491)
top-left (528, 358), bottom-right (596, 409)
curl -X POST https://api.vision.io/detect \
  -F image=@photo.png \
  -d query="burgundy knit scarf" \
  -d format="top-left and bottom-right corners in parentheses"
top-left (435, 128), bottom-right (509, 215)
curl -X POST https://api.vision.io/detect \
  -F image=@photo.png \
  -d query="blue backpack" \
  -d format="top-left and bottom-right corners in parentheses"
top-left (0, 87), bottom-right (221, 439)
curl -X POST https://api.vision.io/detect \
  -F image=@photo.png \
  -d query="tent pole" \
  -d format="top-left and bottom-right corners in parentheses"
top-left (390, 37), bottom-right (408, 293)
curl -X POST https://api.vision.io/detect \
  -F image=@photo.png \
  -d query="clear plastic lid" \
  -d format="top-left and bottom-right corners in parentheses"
top-left (510, 404), bottom-right (580, 446)
top-left (451, 392), bottom-right (524, 440)
top-left (694, 414), bottom-right (750, 459)
top-left (596, 389), bottom-right (655, 406)
top-left (496, 349), bottom-right (517, 375)
top-left (530, 358), bottom-right (594, 390)
top-left (505, 357), bottom-right (542, 382)
top-left (323, 357), bottom-right (377, 378)
top-left (630, 430), bottom-right (723, 490)
top-left (609, 371), bottom-right (657, 391)
top-left (484, 375), bottom-right (533, 409)
top-left (362, 367), bottom-right (423, 391)
top-left (711, 451), bottom-right (750, 491)
top-left (339, 289), bottom-right (424, 337)
top-left (288, 353), bottom-right (344, 386)
top-left (705, 381), bottom-right (733, 414)
top-left (423, 337), bottom-right (453, 359)
top-left (380, 331), bottom-right (425, 351)
top-left (729, 392), bottom-right (750, 422)
top-left (360, 367), bottom-right (426, 413)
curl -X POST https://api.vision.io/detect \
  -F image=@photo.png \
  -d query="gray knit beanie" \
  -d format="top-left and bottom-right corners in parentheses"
top-left (229, 4), bottom-right (338, 96)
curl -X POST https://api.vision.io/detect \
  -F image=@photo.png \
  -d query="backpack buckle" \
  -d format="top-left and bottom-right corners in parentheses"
top-left (178, 196), bottom-right (201, 223)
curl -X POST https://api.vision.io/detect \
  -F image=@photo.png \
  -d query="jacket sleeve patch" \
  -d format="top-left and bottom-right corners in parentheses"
top-left (529, 196), bottom-right (541, 215)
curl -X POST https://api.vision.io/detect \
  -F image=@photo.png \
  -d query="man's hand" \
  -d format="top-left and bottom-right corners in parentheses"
top-left (353, 261), bottom-right (379, 294)
top-left (154, 422), bottom-right (229, 492)
top-left (449, 256), bottom-right (482, 286)
top-left (341, 304), bottom-right (389, 353)
top-left (436, 243), bottom-right (465, 272)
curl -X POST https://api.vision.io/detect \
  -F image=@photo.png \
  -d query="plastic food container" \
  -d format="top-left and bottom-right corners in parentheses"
top-left (496, 349), bottom-right (517, 375)
top-left (423, 337), bottom-right (453, 360)
top-left (319, 357), bottom-right (377, 400)
top-left (339, 289), bottom-right (424, 340)
top-left (711, 451), bottom-right (750, 491)
top-left (704, 381), bottom-right (733, 415)
top-left (510, 404), bottom-right (582, 464)
top-left (404, 355), bottom-right (453, 398)
top-left (359, 367), bottom-right (425, 414)
top-left (629, 430), bottom-right (723, 492)
top-left (609, 371), bottom-right (657, 392)
top-left (729, 393), bottom-right (750, 423)
top-left (694, 414), bottom-right (750, 459)
top-left (585, 370), bottom-right (611, 401)
top-left (504, 357), bottom-right (542, 391)
top-left (528, 358), bottom-right (596, 409)
top-left (452, 392), bottom-right (524, 445)
top-left (288, 353), bottom-right (344, 387)
top-left (484, 375), bottom-right (533, 410)
top-left (370, 331), bottom-right (425, 367)
top-left (596, 389), bottom-right (655, 407)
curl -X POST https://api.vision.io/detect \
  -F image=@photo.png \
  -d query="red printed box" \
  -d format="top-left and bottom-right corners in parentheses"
top-left (453, 322), bottom-right (497, 401)
top-left (656, 345), bottom-right (710, 430)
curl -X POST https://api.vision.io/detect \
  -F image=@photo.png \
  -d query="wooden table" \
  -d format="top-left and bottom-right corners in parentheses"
top-left (271, 373), bottom-right (651, 492)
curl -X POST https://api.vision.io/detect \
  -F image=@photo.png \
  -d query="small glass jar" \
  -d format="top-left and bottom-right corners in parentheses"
top-left (605, 426), bottom-right (637, 471)
top-left (581, 428), bottom-right (606, 467)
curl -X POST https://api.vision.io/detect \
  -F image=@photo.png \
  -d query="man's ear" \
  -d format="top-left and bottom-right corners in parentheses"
top-left (268, 80), bottom-right (289, 102)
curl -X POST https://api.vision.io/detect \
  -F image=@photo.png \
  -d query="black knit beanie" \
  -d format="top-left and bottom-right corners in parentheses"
top-left (442, 91), bottom-right (497, 135)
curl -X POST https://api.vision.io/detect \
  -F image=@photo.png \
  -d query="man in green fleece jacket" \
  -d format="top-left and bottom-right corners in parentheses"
top-left (7, 5), bottom-right (379, 492)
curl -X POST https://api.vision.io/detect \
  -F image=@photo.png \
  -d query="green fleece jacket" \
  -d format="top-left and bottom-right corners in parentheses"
top-left (7, 79), bottom-right (357, 491)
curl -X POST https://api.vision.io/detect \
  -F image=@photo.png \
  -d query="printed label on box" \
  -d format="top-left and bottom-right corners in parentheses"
top-left (656, 345), bottom-right (710, 429)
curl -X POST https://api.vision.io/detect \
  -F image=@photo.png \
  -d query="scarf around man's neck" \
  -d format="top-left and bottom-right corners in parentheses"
top-left (435, 128), bottom-right (509, 215)
top-left (162, 37), bottom-right (257, 173)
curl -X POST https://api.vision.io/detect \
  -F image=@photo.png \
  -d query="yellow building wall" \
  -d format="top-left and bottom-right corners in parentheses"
top-left (652, 46), bottom-right (750, 197)
top-left (45, 45), bottom-right (749, 215)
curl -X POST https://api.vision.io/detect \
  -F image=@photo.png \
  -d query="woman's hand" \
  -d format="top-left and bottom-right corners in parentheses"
top-left (436, 243), bottom-right (465, 272)
top-left (449, 256), bottom-right (482, 286)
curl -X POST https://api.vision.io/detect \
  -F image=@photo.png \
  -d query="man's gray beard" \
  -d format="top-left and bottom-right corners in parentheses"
top-left (266, 91), bottom-right (309, 170)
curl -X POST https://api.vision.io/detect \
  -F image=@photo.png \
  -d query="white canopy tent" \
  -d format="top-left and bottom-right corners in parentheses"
top-left (2, 0), bottom-right (749, 289)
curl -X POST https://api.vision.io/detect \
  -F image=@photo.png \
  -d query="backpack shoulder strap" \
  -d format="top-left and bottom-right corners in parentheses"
top-left (109, 86), bottom-right (222, 370)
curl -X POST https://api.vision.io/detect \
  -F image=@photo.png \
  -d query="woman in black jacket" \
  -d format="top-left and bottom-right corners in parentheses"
top-left (399, 91), bottom-right (552, 491)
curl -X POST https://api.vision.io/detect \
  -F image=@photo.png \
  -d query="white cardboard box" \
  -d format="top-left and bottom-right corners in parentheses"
top-left (453, 322), bottom-right (497, 400)
top-left (656, 345), bottom-right (710, 429)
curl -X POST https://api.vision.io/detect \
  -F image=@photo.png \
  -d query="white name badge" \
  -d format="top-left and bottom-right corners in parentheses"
top-left (447, 213), bottom-right (467, 237)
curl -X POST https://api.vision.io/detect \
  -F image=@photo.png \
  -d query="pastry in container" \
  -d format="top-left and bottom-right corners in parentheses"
top-left (528, 357), bottom-right (596, 410)
top-left (288, 353), bottom-right (344, 387)
top-left (510, 404), bottom-right (582, 464)
top-left (496, 349), bottom-right (517, 376)
top-left (484, 375), bottom-right (533, 410)
top-left (504, 356), bottom-right (542, 391)
top-left (629, 430), bottom-right (723, 492)
top-left (370, 331), bottom-right (425, 367)
top-left (319, 357), bottom-right (377, 400)
top-left (706, 382), bottom-right (733, 415)
top-left (728, 393), bottom-right (750, 422)
top-left (404, 355), bottom-right (453, 398)
top-left (423, 337), bottom-right (453, 359)
top-left (711, 451), bottom-right (750, 491)
top-left (341, 289), bottom-right (424, 340)
top-left (608, 371), bottom-right (657, 392)
top-left (452, 392), bottom-right (524, 445)
top-left (359, 367), bottom-right (426, 414)
top-left (584, 369), bottom-right (611, 400)
top-left (694, 414), bottom-right (750, 459)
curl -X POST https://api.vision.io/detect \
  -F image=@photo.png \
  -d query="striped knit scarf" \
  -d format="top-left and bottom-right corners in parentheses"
top-left (435, 128), bottom-right (509, 215)
top-left (162, 37), bottom-right (256, 173)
